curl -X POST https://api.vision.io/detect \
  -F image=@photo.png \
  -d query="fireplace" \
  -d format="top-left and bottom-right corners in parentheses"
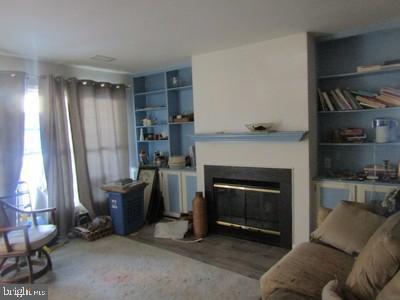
top-left (204, 165), bottom-right (292, 248)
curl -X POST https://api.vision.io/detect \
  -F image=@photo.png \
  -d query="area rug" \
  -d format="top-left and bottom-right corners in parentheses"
top-left (38, 235), bottom-right (260, 300)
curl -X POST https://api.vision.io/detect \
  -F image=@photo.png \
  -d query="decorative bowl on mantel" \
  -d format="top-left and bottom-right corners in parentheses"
top-left (245, 123), bottom-right (275, 132)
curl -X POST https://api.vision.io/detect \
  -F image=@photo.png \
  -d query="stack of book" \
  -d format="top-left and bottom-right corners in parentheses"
top-left (318, 87), bottom-right (400, 111)
top-left (318, 88), bottom-right (363, 111)
top-left (377, 87), bottom-right (400, 106)
top-left (337, 128), bottom-right (367, 143)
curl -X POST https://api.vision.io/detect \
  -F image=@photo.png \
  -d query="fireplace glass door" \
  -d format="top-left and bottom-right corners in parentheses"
top-left (214, 182), bottom-right (280, 235)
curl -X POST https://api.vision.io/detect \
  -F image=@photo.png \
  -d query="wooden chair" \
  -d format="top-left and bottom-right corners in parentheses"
top-left (0, 196), bottom-right (57, 283)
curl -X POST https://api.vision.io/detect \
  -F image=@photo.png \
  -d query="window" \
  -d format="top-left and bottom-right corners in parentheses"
top-left (19, 82), bottom-right (81, 212)
top-left (19, 84), bottom-right (47, 210)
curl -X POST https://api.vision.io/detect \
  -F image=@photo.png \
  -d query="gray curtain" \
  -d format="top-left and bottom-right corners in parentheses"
top-left (68, 81), bottom-right (129, 215)
top-left (39, 76), bottom-right (75, 236)
top-left (67, 80), bottom-right (95, 217)
top-left (0, 71), bottom-right (26, 226)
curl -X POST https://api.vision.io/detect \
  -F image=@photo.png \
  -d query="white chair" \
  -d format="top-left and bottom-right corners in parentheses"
top-left (0, 196), bottom-right (57, 283)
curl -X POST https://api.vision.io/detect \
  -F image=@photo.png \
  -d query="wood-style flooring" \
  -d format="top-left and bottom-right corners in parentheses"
top-left (128, 222), bottom-right (288, 280)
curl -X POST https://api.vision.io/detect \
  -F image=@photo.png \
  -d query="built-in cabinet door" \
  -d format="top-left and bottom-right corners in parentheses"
top-left (159, 170), bottom-right (197, 216)
top-left (159, 170), bottom-right (182, 217)
top-left (314, 181), bottom-right (356, 210)
top-left (159, 170), bottom-right (168, 212)
top-left (181, 172), bottom-right (197, 213)
top-left (356, 184), bottom-right (397, 204)
top-left (167, 172), bottom-right (182, 217)
top-left (313, 180), bottom-right (356, 230)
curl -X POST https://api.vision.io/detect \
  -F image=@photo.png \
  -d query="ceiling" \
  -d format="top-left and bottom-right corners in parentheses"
top-left (1, 0), bottom-right (400, 73)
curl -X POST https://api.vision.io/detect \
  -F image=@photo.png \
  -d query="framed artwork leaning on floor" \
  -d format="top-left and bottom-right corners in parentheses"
top-left (137, 167), bottom-right (157, 217)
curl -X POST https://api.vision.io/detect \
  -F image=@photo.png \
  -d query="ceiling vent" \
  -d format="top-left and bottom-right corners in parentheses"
top-left (90, 55), bottom-right (116, 62)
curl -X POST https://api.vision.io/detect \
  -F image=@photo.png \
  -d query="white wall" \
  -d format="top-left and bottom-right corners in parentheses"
top-left (192, 33), bottom-right (315, 246)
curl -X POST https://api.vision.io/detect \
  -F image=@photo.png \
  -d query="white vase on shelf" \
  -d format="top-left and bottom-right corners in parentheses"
top-left (139, 128), bottom-right (144, 141)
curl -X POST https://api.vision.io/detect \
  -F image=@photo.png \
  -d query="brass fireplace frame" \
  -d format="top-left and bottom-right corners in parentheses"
top-left (213, 183), bottom-right (280, 194)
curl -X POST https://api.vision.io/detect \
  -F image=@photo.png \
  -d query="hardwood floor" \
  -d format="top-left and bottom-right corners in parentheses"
top-left (128, 223), bottom-right (288, 279)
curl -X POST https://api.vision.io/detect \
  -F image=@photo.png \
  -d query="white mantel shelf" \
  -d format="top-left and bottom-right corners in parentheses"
top-left (191, 131), bottom-right (308, 142)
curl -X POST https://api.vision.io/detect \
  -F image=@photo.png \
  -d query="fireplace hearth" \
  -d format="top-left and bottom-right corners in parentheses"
top-left (204, 165), bottom-right (292, 248)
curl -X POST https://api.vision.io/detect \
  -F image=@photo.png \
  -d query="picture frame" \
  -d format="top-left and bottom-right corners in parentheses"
top-left (137, 167), bottom-right (157, 219)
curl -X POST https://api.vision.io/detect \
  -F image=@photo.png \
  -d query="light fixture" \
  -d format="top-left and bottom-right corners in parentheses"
top-left (100, 83), bottom-right (105, 87)
top-left (90, 55), bottom-right (116, 62)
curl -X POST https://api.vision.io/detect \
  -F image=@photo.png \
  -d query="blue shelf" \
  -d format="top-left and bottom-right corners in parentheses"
top-left (320, 142), bottom-right (400, 146)
top-left (136, 124), bottom-right (168, 128)
top-left (133, 66), bottom-right (195, 166)
top-left (318, 66), bottom-right (400, 80)
top-left (138, 140), bottom-right (169, 143)
top-left (167, 85), bottom-right (193, 92)
top-left (169, 121), bottom-right (194, 125)
top-left (318, 107), bottom-right (400, 114)
top-left (135, 106), bottom-right (167, 112)
top-left (314, 177), bottom-right (400, 187)
top-left (316, 28), bottom-right (400, 204)
top-left (134, 89), bottom-right (165, 96)
top-left (192, 131), bottom-right (308, 142)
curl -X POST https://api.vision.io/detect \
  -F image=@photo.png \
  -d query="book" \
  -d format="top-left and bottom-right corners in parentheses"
top-left (322, 92), bottom-right (335, 111)
top-left (343, 89), bottom-right (362, 109)
top-left (351, 90), bottom-right (379, 98)
top-left (376, 94), bottom-right (400, 107)
top-left (381, 87), bottom-right (400, 97)
top-left (357, 64), bottom-right (382, 73)
top-left (322, 92), bottom-right (338, 111)
top-left (381, 94), bottom-right (400, 102)
top-left (356, 96), bottom-right (386, 109)
top-left (383, 59), bottom-right (400, 65)
top-left (381, 63), bottom-right (400, 69)
top-left (341, 128), bottom-right (364, 136)
top-left (335, 89), bottom-right (353, 110)
top-left (317, 89), bottom-right (328, 111)
top-left (330, 90), bottom-right (348, 110)
top-left (382, 60), bottom-right (400, 69)
top-left (322, 92), bottom-right (340, 111)
top-left (333, 90), bottom-right (348, 110)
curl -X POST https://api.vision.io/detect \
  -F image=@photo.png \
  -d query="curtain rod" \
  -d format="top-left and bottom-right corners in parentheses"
top-left (50, 76), bottom-right (131, 88)
top-left (0, 72), bottom-right (130, 88)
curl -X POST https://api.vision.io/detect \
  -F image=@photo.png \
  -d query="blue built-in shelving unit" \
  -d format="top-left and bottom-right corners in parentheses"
top-left (192, 131), bottom-right (307, 142)
top-left (317, 27), bottom-right (400, 177)
top-left (132, 66), bottom-right (194, 166)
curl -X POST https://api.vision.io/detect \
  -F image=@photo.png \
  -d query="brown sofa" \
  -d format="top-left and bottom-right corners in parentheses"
top-left (260, 241), bottom-right (354, 299)
top-left (260, 204), bottom-right (400, 299)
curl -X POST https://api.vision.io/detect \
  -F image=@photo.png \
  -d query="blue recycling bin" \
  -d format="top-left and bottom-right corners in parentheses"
top-left (107, 182), bottom-right (146, 235)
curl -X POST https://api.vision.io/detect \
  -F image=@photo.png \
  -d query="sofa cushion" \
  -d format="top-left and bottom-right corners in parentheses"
top-left (311, 201), bottom-right (385, 255)
top-left (322, 279), bottom-right (344, 300)
top-left (0, 225), bottom-right (57, 253)
top-left (376, 271), bottom-right (400, 300)
top-left (346, 211), bottom-right (400, 300)
top-left (268, 289), bottom-right (313, 300)
top-left (316, 201), bottom-right (384, 229)
top-left (317, 206), bottom-right (332, 228)
top-left (260, 242), bottom-right (354, 300)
